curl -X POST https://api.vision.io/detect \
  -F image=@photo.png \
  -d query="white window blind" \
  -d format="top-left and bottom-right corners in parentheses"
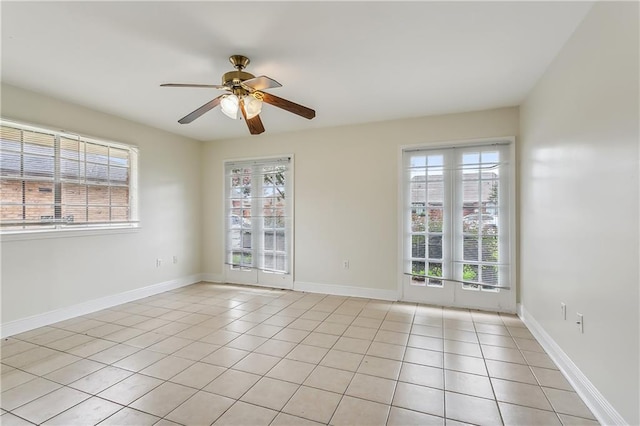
top-left (0, 119), bottom-right (139, 232)
top-left (405, 143), bottom-right (511, 291)
top-left (225, 157), bottom-right (291, 274)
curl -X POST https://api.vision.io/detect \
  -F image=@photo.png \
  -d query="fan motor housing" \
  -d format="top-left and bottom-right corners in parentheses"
top-left (222, 70), bottom-right (255, 87)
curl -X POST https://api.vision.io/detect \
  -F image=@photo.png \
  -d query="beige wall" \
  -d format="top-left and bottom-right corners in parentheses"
top-left (1, 84), bottom-right (203, 324)
top-left (519, 2), bottom-right (639, 424)
top-left (202, 107), bottom-right (519, 294)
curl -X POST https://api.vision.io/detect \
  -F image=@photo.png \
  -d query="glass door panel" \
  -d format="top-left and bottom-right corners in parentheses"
top-left (225, 158), bottom-right (293, 289)
top-left (403, 143), bottom-right (514, 312)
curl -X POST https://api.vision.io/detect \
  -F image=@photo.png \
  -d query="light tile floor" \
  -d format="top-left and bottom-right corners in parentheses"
top-left (1, 283), bottom-right (599, 425)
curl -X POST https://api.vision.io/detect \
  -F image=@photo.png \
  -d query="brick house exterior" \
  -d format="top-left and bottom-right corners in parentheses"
top-left (1, 179), bottom-right (129, 224)
top-left (1, 123), bottom-right (132, 227)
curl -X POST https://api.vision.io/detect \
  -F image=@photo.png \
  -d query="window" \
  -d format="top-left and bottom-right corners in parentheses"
top-left (404, 142), bottom-right (512, 304)
top-left (225, 157), bottom-right (292, 280)
top-left (0, 119), bottom-right (138, 232)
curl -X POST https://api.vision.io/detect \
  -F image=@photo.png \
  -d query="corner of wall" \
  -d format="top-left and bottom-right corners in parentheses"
top-left (518, 304), bottom-right (627, 425)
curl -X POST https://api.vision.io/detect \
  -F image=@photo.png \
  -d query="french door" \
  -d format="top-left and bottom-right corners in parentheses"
top-left (225, 157), bottom-right (293, 289)
top-left (402, 141), bottom-right (515, 312)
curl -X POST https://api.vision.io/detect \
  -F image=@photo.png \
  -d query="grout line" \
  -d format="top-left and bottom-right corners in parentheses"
top-left (213, 291), bottom-right (349, 425)
top-left (1, 283), bottom-right (589, 426)
top-left (438, 305), bottom-right (446, 422)
top-left (322, 301), bottom-right (388, 425)
top-left (472, 314), bottom-right (505, 426)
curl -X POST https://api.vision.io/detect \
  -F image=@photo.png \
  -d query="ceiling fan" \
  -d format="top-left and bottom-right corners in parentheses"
top-left (161, 55), bottom-right (315, 135)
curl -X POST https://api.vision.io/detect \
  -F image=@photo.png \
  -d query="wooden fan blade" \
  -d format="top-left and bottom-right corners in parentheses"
top-left (161, 83), bottom-right (228, 89)
top-left (239, 100), bottom-right (265, 135)
top-left (242, 76), bottom-right (282, 91)
top-left (178, 95), bottom-right (223, 124)
top-left (259, 92), bottom-right (315, 120)
top-left (245, 114), bottom-right (266, 135)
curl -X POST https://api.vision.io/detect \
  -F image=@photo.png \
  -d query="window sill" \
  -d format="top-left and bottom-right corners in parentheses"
top-left (0, 225), bottom-right (141, 242)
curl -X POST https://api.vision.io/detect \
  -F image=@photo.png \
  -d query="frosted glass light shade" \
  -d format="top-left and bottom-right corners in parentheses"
top-left (243, 95), bottom-right (263, 119)
top-left (220, 94), bottom-right (240, 119)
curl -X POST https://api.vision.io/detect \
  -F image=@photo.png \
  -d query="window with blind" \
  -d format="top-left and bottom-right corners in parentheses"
top-left (404, 143), bottom-right (512, 293)
top-left (0, 119), bottom-right (138, 232)
top-left (225, 157), bottom-right (291, 275)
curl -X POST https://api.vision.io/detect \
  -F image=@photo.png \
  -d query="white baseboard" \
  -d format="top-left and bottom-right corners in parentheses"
top-left (518, 303), bottom-right (627, 426)
top-left (294, 281), bottom-right (398, 301)
top-left (200, 273), bottom-right (224, 283)
top-left (0, 274), bottom-right (202, 338)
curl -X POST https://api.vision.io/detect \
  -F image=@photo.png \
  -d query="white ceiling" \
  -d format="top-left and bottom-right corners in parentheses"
top-left (1, 1), bottom-right (593, 141)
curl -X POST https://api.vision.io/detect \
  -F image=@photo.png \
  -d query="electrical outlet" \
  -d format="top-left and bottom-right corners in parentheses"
top-left (156, 258), bottom-right (162, 268)
top-left (173, 256), bottom-right (178, 264)
top-left (561, 303), bottom-right (566, 320)
top-left (343, 260), bottom-right (350, 269)
top-left (576, 313), bottom-right (584, 333)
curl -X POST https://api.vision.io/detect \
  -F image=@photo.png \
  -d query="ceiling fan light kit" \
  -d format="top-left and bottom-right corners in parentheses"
top-left (161, 55), bottom-right (315, 135)
top-left (220, 93), bottom-right (263, 120)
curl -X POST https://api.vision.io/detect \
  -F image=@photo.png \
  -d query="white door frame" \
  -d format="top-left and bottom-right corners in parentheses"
top-left (222, 155), bottom-right (294, 290)
top-left (397, 137), bottom-right (517, 313)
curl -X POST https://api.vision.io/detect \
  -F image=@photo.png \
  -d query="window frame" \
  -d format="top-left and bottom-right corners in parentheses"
top-left (1, 118), bottom-right (139, 239)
